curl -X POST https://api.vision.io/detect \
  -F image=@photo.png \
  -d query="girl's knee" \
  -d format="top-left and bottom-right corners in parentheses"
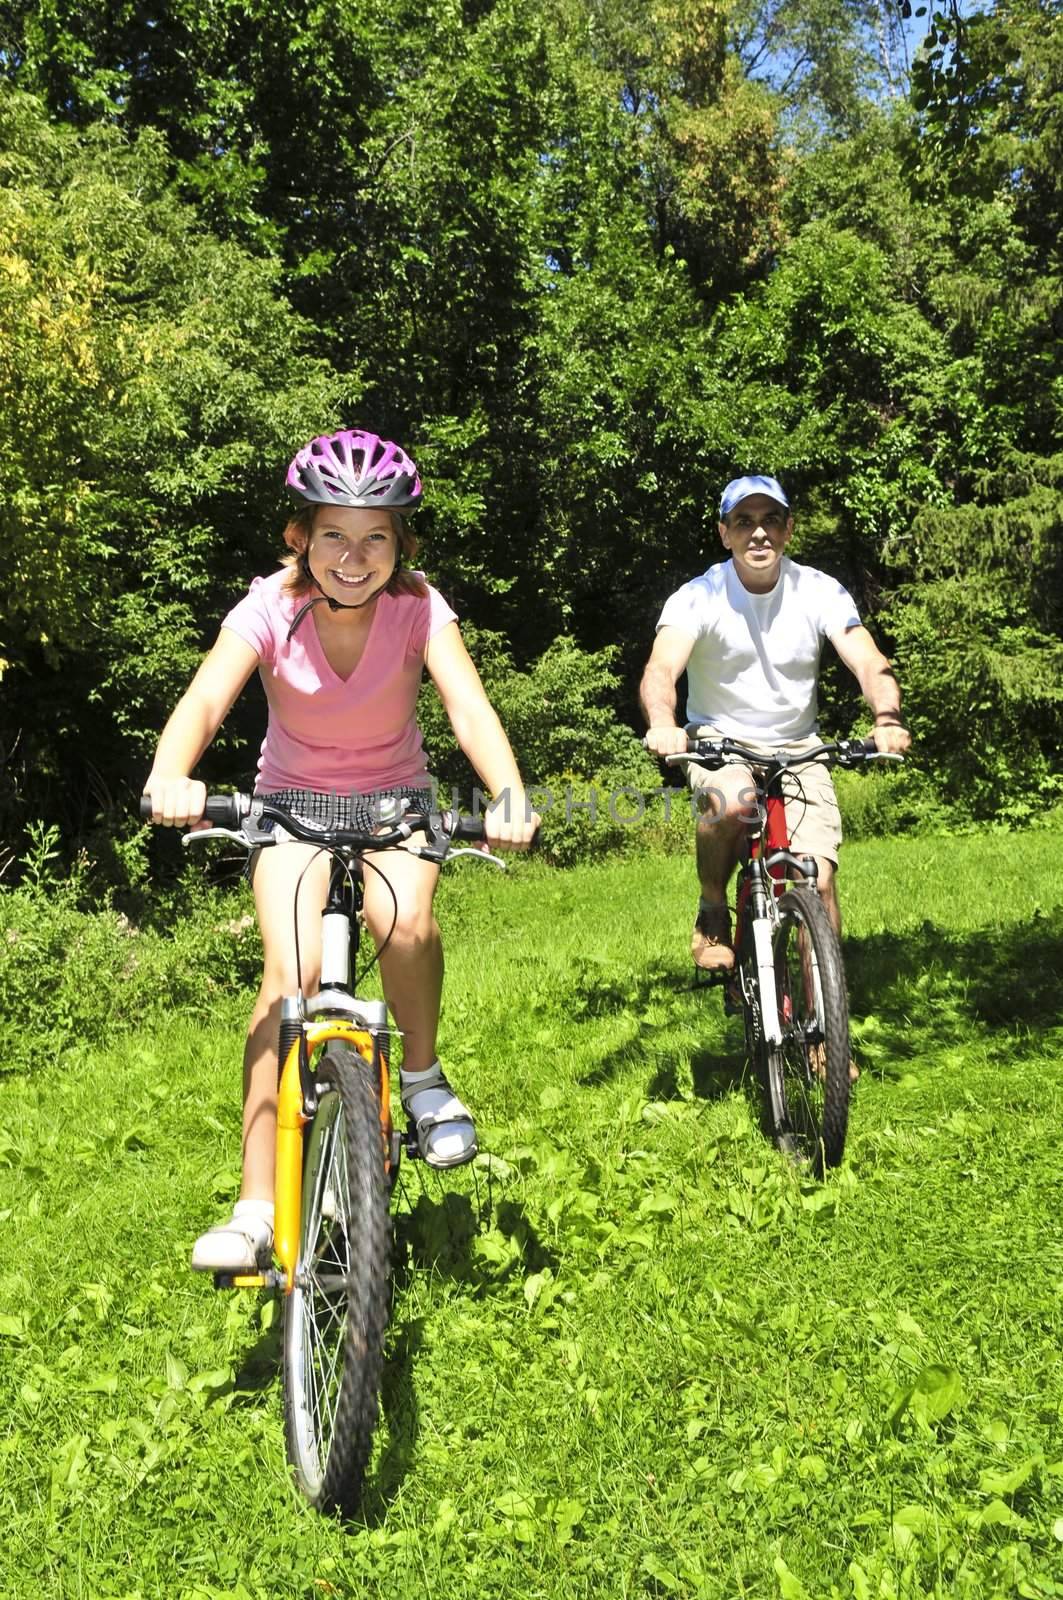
top-left (255, 964), bottom-right (320, 1013)
top-left (370, 910), bottom-right (439, 956)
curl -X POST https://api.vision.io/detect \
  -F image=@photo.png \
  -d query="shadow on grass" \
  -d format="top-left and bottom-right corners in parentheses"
top-left (353, 1172), bottom-right (554, 1524)
top-left (645, 1044), bottom-right (747, 1103)
top-left (845, 908), bottom-right (1063, 1045)
top-left (229, 1311), bottom-right (282, 1398)
top-left (357, 1313), bottom-right (426, 1525)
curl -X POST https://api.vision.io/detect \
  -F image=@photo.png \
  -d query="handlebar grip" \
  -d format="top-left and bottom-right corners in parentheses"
top-left (450, 813), bottom-right (486, 842)
top-left (203, 794), bottom-right (246, 827)
top-left (139, 792), bottom-right (248, 826)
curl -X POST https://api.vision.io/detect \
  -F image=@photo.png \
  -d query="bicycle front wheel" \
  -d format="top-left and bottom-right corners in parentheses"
top-left (282, 1040), bottom-right (390, 1517)
top-left (763, 887), bottom-right (850, 1175)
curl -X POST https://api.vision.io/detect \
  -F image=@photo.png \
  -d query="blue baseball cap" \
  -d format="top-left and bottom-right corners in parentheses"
top-left (719, 475), bottom-right (790, 518)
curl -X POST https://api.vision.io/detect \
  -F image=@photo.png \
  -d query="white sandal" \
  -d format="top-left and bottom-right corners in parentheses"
top-left (400, 1063), bottom-right (478, 1169)
top-left (190, 1209), bottom-right (273, 1273)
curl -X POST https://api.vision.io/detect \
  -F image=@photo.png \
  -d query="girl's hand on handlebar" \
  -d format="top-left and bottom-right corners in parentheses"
top-left (483, 792), bottom-right (540, 852)
top-left (644, 726), bottom-right (688, 758)
top-left (142, 776), bottom-right (208, 828)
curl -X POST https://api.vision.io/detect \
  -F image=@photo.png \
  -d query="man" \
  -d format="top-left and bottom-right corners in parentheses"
top-left (639, 474), bottom-right (910, 973)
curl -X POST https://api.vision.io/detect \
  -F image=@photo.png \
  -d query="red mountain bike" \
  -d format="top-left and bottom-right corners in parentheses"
top-left (671, 735), bottom-right (897, 1174)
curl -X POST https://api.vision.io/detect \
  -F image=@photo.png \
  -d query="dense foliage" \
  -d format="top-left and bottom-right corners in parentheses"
top-left (1, 0), bottom-right (1060, 866)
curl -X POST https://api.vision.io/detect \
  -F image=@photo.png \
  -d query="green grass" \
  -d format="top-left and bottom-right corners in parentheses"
top-left (2, 829), bottom-right (1063, 1599)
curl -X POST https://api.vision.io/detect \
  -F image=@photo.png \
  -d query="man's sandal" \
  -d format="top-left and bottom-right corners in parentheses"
top-left (400, 1062), bottom-right (478, 1169)
top-left (692, 899), bottom-right (736, 973)
top-left (809, 1043), bottom-right (860, 1083)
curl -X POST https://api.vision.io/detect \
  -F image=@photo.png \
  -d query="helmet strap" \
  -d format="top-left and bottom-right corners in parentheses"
top-left (286, 552), bottom-right (381, 640)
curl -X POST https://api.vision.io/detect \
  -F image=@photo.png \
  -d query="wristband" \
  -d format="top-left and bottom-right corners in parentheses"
top-left (874, 711), bottom-right (902, 725)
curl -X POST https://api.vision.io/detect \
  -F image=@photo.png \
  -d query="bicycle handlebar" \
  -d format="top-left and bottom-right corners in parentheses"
top-left (668, 733), bottom-right (901, 773)
top-left (139, 792), bottom-right (487, 853)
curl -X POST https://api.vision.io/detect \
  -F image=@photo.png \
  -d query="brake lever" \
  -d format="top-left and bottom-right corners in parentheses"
top-left (182, 826), bottom-right (252, 847)
top-left (445, 846), bottom-right (507, 869)
top-left (182, 822), bottom-right (276, 848)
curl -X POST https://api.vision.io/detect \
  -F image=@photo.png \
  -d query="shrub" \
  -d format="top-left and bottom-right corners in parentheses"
top-left (0, 830), bottom-right (261, 1073)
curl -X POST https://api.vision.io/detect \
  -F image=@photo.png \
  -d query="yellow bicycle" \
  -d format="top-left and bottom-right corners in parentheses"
top-left (142, 791), bottom-right (491, 1515)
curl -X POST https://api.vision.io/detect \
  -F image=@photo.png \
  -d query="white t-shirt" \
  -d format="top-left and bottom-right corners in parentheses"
top-left (656, 557), bottom-right (860, 741)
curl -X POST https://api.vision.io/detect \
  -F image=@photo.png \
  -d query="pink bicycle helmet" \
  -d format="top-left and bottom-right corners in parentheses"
top-left (287, 428), bottom-right (422, 509)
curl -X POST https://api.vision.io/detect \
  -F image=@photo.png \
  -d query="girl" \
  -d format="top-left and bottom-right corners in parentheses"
top-left (144, 429), bottom-right (537, 1273)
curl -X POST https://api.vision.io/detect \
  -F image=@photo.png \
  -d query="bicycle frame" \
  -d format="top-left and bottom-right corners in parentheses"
top-left (732, 774), bottom-right (818, 1049)
top-left (229, 851), bottom-right (394, 1293)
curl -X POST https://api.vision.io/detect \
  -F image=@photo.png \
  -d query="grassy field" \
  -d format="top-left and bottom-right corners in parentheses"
top-left (2, 826), bottom-right (1062, 1599)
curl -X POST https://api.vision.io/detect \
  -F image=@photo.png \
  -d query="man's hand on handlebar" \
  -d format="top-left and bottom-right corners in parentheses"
top-left (872, 723), bottom-right (911, 758)
top-left (643, 725), bottom-right (689, 758)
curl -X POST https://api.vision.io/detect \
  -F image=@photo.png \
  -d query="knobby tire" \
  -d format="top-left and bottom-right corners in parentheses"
top-left (763, 887), bottom-right (850, 1174)
top-left (283, 1040), bottom-right (390, 1517)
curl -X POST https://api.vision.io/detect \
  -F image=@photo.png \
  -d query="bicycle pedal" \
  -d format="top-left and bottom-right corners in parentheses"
top-left (212, 1268), bottom-right (283, 1292)
top-left (722, 984), bottom-right (743, 1016)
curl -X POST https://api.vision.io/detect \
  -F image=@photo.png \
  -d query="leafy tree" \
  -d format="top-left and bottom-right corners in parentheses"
top-left (0, 89), bottom-right (349, 847)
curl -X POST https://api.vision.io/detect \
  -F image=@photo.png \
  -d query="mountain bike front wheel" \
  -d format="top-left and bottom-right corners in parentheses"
top-left (282, 1040), bottom-right (390, 1517)
top-left (763, 887), bottom-right (850, 1175)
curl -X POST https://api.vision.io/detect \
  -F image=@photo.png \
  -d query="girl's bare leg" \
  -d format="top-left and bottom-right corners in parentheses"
top-left (362, 848), bottom-right (473, 1164)
top-left (361, 847), bottom-right (442, 1071)
top-left (240, 842), bottom-right (331, 1201)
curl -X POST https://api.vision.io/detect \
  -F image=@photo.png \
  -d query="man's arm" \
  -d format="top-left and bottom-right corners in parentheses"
top-left (830, 624), bottom-right (911, 754)
top-left (639, 626), bottom-right (696, 756)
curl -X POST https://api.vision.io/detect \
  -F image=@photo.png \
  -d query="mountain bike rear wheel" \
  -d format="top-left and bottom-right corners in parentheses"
top-left (763, 887), bottom-right (850, 1175)
top-left (283, 1040), bottom-right (390, 1517)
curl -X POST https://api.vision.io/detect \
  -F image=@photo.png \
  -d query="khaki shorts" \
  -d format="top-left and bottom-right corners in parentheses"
top-left (685, 730), bottom-right (843, 866)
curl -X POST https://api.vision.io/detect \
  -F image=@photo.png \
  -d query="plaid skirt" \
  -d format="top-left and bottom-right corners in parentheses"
top-left (256, 785), bottom-right (436, 836)
top-left (245, 785), bottom-right (437, 876)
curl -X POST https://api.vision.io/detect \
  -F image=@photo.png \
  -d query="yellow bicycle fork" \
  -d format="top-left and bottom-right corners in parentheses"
top-left (221, 1021), bottom-right (391, 1293)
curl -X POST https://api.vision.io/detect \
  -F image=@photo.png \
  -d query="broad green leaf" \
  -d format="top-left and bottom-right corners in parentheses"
top-left (495, 1491), bottom-right (536, 1519)
top-left (978, 1455), bottom-right (1041, 1496)
top-left (642, 1553), bottom-right (682, 1591)
top-left (773, 1555), bottom-right (811, 1599)
top-left (551, 1498), bottom-right (585, 1544)
top-left (83, 1373), bottom-right (118, 1395)
top-left (911, 1364), bottom-right (963, 1422)
top-left (50, 1432), bottom-right (89, 1511)
top-left (849, 1561), bottom-right (872, 1600)
top-left (187, 1367), bottom-right (232, 1395)
top-left (885, 1383), bottom-right (914, 1430)
top-left (164, 1351), bottom-right (189, 1391)
top-left (890, 1520), bottom-right (918, 1556)
top-left (977, 1498), bottom-right (1026, 1529)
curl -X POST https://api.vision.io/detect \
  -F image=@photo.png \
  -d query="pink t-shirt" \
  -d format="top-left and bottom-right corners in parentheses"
top-left (220, 568), bottom-right (457, 794)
